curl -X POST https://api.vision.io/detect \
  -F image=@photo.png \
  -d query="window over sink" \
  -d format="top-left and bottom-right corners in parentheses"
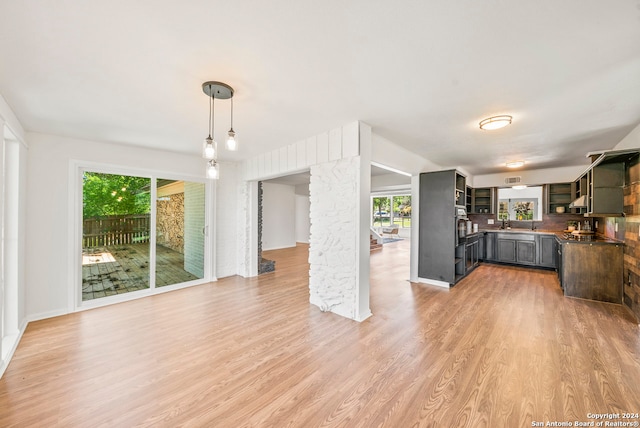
top-left (497, 186), bottom-right (543, 221)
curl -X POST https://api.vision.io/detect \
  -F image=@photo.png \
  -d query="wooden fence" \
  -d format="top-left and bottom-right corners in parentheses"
top-left (83, 214), bottom-right (151, 248)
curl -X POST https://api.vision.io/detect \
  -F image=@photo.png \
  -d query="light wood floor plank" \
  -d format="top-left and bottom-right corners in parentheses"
top-left (1, 240), bottom-right (639, 427)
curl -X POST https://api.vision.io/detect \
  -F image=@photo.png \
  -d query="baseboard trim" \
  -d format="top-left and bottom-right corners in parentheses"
top-left (26, 308), bottom-right (69, 323)
top-left (416, 277), bottom-right (451, 289)
top-left (0, 319), bottom-right (28, 379)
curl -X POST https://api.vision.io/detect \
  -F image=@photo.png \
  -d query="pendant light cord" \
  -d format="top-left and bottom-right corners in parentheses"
top-left (230, 96), bottom-right (234, 131)
top-left (211, 88), bottom-right (216, 139)
top-left (208, 85), bottom-right (213, 139)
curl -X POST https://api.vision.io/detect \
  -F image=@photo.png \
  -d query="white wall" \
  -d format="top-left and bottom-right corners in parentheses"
top-left (614, 121), bottom-right (640, 150)
top-left (371, 172), bottom-right (411, 192)
top-left (472, 165), bottom-right (586, 188)
top-left (0, 96), bottom-right (28, 378)
top-left (295, 194), bottom-right (310, 244)
top-left (183, 182), bottom-right (205, 278)
top-left (215, 162), bottom-right (240, 279)
top-left (25, 133), bottom-right (222, 320)
top-left (262, 182), bottom-right (296, 251)
top-left (371, 133), bottom-right (441, 175)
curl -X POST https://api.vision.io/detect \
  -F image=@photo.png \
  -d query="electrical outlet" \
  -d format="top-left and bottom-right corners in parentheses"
top-left (595, 220), bottom-right (598, 229)
top-left (488, 219), bottom-right (494, 224)
top-left (615, 222), bottom-right (618, 232)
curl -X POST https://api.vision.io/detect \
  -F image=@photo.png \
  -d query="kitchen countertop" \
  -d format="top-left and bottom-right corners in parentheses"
top-left (477, 228), bottom-right (622, 245)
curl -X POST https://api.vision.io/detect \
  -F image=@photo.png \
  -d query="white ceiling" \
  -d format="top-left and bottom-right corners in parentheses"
top-left (1, 1), bottom-right (639, 175)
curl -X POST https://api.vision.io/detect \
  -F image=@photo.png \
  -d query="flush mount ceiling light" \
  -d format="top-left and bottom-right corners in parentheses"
top-left (479, 115), bottom-right (512, 130)
top-left (506, 160), bottom-right (525, 168)
top-left (202, 81), bottom-right (238, 179)
top-left (512, 185), bottom-right (528, 190)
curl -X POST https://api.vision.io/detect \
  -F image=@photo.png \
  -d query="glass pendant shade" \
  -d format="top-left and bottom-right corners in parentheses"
top-left (203, 137), bottom-right (216, 160)
top-left (206, 160), bottom-right (219, 180)
top-left (226, 129), bottom-right (237, 151)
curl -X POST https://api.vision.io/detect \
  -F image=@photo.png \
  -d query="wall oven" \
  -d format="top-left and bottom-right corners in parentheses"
top-left (455, 207), bottom-right (468, 246)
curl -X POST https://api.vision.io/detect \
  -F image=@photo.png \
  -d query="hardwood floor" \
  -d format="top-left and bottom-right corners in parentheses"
top-left (1, 239), bottom-right (639, 427)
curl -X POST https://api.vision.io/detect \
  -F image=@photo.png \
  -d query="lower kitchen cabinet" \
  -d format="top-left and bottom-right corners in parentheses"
top-left (538, 235), bottom-right (558, 268)
top-left (560, 241), bottom-right (623, 303)
top-left (478, 233), bottom-right (485, 260)
top-left (496, 233), bottom-right (537, 266)
top-left (465, 235), bottom-right (480, 273)
top-left (483, 231), bottom-right (558, 269)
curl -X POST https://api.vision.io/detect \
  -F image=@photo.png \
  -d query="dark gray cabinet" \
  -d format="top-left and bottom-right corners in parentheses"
top-left (487, 231), bottom-right (558, 268)
top-left (497, 239), bottom-right (516, 263)
top-left (496, 233), bottom-right (537, 266)
top-left (538, 235), bottom-right (558, 268)
top-left (471, 187), bottom-right (494, 214)
top-left (516, 240), bottom-right (536, 265)
top-left (418, 170), bottom-right (467, 285)
top-left (484, 232), bottom-right (495, 261)
top-left (545, 182), bottom-right (575, 214)
top-left (556, 237), bottom-right (563, 288)
top-left (465, 235), bottom-right (479, 272)
top-left (478, 233), bottom-right (486, 260)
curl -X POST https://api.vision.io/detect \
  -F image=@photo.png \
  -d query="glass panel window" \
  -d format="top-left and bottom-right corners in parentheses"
top-left (82, 172), bottom-right (151, 301)
top-left (372, 197), bottom-right (391, 227)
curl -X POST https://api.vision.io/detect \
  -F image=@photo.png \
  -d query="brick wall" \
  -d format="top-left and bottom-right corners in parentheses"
top-left (467, 212), bottom-right (585, 230)
top-left (622, 157), bottom-right (640, 320)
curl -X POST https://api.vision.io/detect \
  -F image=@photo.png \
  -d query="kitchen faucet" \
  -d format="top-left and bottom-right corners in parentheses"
top-left (531, 220), bottom-right (536, 230)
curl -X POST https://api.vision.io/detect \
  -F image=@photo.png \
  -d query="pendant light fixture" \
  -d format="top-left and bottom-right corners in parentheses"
top-left (202, 81), bottom-right (236, 179)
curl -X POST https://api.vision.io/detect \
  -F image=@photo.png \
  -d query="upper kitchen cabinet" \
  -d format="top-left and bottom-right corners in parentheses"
top-left (591, 162), bottom-right (624, 215)
top-left (471, 187), bottom-right (494, 214)
top-left (569, 149), bottom-right (640, 217)
top-left (545, 182), bottom-right (574, 214)
top-left (455, 172), bottom-right (466, 207)
top-left (571, 161), bottom-right (624, 216)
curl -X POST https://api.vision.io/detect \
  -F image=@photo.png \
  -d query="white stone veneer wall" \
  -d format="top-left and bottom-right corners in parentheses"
top-left (309, 156), bottom-right (359, 318)
top-left (240, 121), bottom-right (371, 320)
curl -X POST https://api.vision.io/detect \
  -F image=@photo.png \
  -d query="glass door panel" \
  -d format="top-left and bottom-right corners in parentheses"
top-left (82, 172), bottom-right (151, 301)
top-left (155, 179), bottom-right (205, 287)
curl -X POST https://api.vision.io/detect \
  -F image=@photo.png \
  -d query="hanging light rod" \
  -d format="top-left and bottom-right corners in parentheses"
top-left (201, 81), bottom-right (237, 179)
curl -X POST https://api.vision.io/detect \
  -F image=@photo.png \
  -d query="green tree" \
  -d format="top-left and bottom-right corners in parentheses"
top-left (372, 197), bottom-right (391, 226)
top-left (83, 172), bottom-right (151, 218)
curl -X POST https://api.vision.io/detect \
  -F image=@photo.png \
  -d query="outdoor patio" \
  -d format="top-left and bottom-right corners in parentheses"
top-left (82, 243), bottom-right (199, 301)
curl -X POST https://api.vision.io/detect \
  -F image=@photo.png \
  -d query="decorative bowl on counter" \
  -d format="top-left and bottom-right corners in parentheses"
top-left (555, 206), bottom-right (565, 213)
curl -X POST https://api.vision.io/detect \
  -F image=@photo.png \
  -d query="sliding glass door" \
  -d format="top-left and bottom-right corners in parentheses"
top-left (155, 179), bottom-right (205, 287)
top-left (81, 170), bottom-right (207, 303)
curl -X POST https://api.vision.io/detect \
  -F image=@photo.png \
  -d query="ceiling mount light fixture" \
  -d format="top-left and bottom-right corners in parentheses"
top-left (506, 160), bottom-right (525, 168)
top-left (512, 185), bottom-right (528, 190)
top-left (202, 81), bottom-right (236, 179)
top-left (479, 115), bottom-right (512, 130)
